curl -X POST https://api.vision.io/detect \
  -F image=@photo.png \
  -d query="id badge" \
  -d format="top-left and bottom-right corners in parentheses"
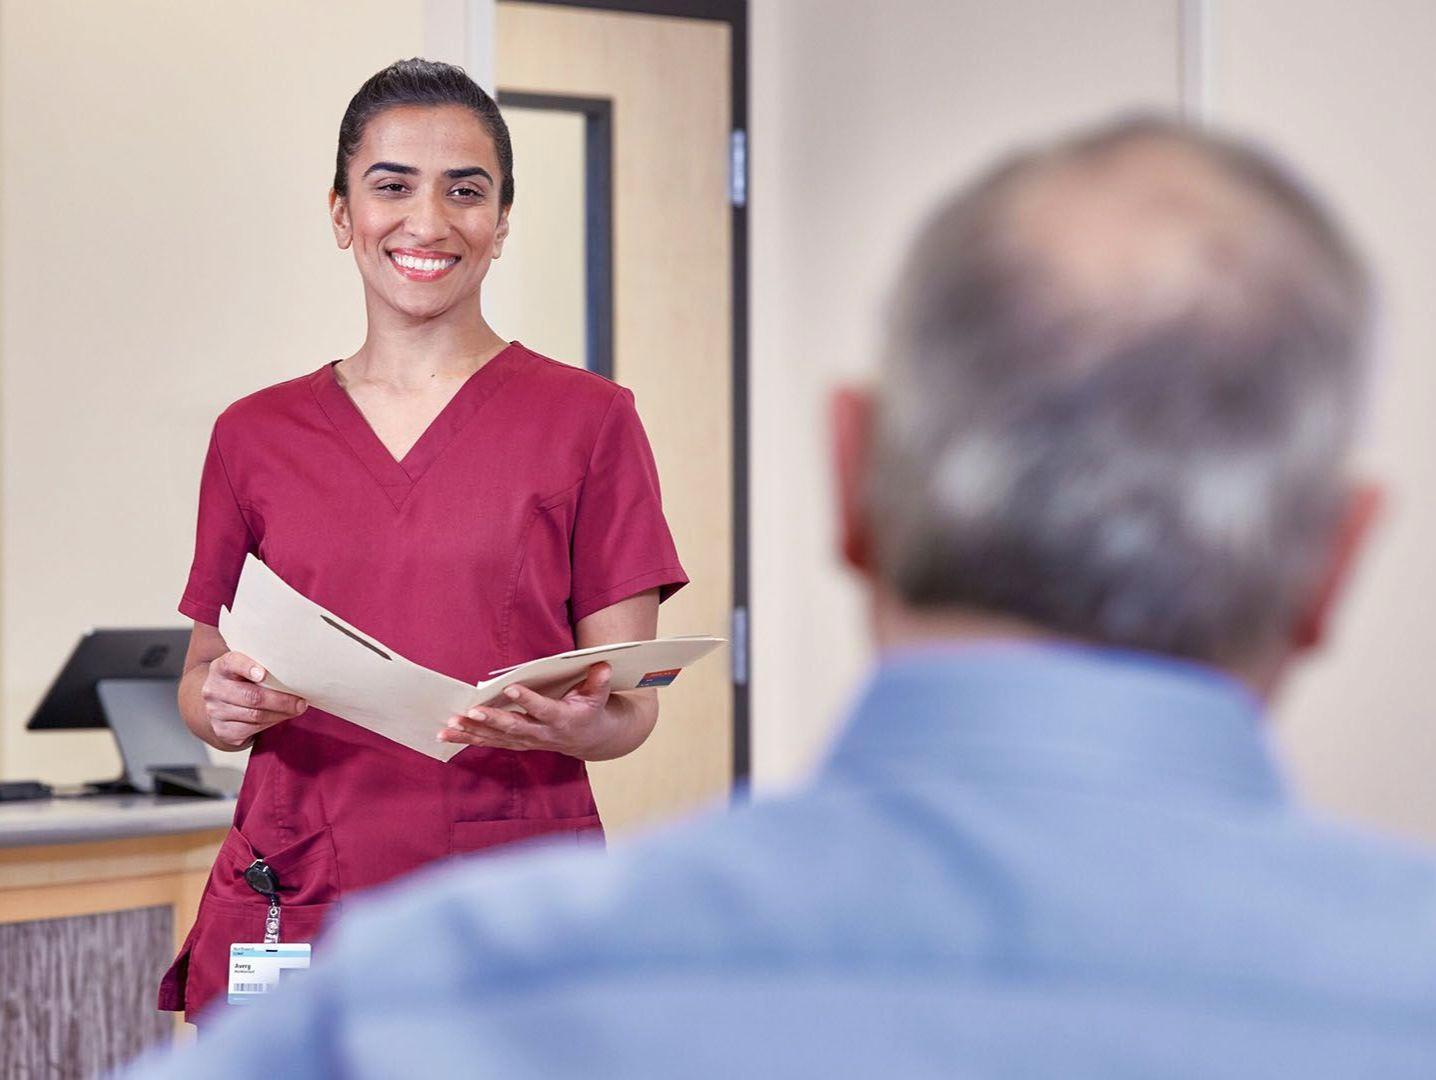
top-left (228, 942), bottom-right (312, 1004)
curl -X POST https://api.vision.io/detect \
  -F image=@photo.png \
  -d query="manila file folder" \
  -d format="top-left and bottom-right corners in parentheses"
top-left (217, 554), bottom-right (724, 762)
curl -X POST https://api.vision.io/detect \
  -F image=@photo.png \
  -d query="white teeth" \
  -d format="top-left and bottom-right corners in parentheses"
top-left (391, 253), bottom-right (456, 273)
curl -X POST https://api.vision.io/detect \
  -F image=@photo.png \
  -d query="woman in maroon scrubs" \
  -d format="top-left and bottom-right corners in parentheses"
top-left (159, 59), bottom-right (687, 1022)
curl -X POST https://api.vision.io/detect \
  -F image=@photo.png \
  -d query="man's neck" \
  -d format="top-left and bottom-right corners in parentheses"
top-left (870, 590), bottom-right (1286, 702)
top-left (874, 599), bottom-right (1053, 654)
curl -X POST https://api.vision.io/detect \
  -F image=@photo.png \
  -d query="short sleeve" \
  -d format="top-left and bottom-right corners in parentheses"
top-left (569, 388), bottom-right (688, 624)
top-left (178, 421), bottom-right (257, 625)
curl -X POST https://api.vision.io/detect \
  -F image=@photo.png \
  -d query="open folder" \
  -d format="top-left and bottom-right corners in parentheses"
top-left (217, 555), bottom-right (725, 762)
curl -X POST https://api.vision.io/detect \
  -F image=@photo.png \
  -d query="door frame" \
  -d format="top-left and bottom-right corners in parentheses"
top-left (497, 0), bottom-right (752, 790)
top-left (495, 91), bottom-right (615, 380)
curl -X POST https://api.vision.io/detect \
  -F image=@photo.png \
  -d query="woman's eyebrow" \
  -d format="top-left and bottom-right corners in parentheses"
top-left (360, 162), bottom-right (493, 183)
top-left (363, 161), bottom-right (417, 177)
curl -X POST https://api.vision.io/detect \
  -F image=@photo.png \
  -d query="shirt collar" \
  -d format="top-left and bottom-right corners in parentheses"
top-left (826, 641), bottom-right (1287, 807)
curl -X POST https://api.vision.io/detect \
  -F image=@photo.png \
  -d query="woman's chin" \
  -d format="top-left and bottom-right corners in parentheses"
top-left (386, 293), bottom-right (461, 321)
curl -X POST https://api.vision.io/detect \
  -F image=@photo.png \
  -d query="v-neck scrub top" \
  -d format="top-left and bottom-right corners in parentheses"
top-left (159, 342), bottom-right (687, 1020)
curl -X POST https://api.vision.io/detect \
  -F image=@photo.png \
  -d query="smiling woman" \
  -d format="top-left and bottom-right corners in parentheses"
top-left (330, 98), bottom-right (511, 326)
top-left (157, 58), bottom-right (688, 1025)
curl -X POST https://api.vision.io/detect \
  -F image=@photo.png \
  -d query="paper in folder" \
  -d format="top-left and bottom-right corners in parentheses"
top-left (217, 554), bottom-right (725, 762)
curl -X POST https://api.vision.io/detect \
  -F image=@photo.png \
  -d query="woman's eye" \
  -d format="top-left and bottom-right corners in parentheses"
top-left (451, 187), bottom-right (484, 199)
top-left (376, 182), bottom-right (407, 193)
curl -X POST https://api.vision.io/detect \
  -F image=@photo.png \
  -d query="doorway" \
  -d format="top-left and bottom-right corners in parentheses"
top-left (490, 0), bottom-right (749, 833)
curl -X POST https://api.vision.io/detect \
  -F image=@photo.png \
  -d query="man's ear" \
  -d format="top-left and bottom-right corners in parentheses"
top-left (831, 386), bottom-right (877, 575)
top-left (329, 189), bottom-right (352, 250)
top-left (1290, 480), bottom-right (1384, 653)
top-left (492, 209), bottom-right (510, 259)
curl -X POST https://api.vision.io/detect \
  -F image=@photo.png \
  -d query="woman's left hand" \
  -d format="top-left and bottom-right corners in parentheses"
top-left (439, 662), bottom-right (615, 758)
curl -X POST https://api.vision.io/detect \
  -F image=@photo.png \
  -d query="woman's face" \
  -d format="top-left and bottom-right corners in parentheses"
top-left (329, 104), bottom-right (510, 322)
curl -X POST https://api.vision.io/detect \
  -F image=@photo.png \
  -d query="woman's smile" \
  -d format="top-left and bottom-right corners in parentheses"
top-left (387, 247), bottom-right (461, 282)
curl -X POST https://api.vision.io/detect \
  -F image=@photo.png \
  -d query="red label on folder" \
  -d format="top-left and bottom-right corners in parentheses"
top-left (637, 669), bottom-right (682, 688)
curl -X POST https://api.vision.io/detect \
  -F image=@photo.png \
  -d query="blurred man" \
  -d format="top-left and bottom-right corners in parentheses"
top-left (131, 117), bottom-right (1436, 1077)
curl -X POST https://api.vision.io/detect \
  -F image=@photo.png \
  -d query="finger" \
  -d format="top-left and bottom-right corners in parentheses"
top-left (454, 708), bottom-right (548, 744)
top-left (437, 719), bottom-right (523, 750)
top-left (437, 724), bottom-right (487, 746)
top-left (438, 728), bottom-right (520, 749)
top-left (254, 687), bottom-right (308, 715)
top-left (212, 702), bottom-right (290, 728)
top-left (216, 681), bottom-right (306, 716)
top-left (219, 651), bottom-right (266, 683)
top-left (571, 662), bottom-right (612, 700)
top-left (495, 682), bottom-right (563, 722)
top-left (232, 682), bottom-right (305, 714)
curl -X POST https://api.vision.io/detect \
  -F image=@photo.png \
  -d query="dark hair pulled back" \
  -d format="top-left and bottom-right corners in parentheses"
top-left (333, 57), bottom-right (514, 208)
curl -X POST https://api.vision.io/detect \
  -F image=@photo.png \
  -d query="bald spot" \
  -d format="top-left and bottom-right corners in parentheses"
top-left (996, 134), bottom-right (1345, 341)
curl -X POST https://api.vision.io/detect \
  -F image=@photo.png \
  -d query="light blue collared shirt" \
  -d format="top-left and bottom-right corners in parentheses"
top-left (128, 644), bottom-right (1436, 1077)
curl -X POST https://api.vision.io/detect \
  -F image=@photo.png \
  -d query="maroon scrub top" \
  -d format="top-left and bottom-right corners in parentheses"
top-left (159, 342), bottom-right (687, 1020)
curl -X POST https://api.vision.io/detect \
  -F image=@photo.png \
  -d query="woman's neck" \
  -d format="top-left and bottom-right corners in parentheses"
top-left (347, 293), bottom-right (508, 387)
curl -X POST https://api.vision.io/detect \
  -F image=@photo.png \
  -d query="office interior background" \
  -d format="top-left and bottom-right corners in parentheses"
top-left (1, 0), bottom-right (1435, 1035)
top-left (4, 0), bottom-right (1432, 832)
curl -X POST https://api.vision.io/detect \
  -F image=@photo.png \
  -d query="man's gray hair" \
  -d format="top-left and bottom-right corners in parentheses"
top-left (869, 116), bottom-right (1371, 664)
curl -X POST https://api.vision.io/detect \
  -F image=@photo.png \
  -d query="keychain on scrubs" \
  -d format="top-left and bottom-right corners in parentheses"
top-left (227, 857), bottom-right (312, 1005)
top-left (244, 859), bottom-right (281, 942)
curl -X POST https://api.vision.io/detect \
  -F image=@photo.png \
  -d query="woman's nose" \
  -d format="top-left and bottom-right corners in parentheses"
top-left (404, 193), bottom-right (450, 243)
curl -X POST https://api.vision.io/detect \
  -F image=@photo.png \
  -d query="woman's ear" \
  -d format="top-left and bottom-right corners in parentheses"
top-left (492, 210), bottom-right (510, 260)
top-left (329, 189), bottom-right (352, 250)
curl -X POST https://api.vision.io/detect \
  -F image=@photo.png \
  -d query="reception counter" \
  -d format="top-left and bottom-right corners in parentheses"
top-left (0, 795), bottom-right (233, 1075)
top-left (0, 793), bottom-right (233, 848)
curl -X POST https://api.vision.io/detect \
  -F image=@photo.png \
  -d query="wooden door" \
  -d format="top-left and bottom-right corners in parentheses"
top-left (493, 2), bottom-right (734, 835)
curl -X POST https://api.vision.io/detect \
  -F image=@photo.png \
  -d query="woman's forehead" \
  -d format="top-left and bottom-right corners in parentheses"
top-left (359, 105), bottom-right (496, 167)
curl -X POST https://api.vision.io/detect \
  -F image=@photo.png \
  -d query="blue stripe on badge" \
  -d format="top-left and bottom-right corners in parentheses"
top-left (231, 946), bottom-right (310, 959)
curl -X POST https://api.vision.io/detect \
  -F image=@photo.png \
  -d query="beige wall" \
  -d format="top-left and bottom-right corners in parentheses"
top-left (748, 0), bottom-right (1184, 789)
top-left (1207, 1), bottom-right (1436, 839)
top-left (748, 0), bottom-right (1436, 845)
top-left (0, 1), bottom-right (425, 783)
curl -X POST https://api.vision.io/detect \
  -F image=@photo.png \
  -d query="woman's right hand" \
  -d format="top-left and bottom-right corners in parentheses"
top-left (200, 651), bottom-right (308, 750)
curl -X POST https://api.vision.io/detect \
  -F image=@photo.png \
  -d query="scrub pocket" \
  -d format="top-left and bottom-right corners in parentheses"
top-left (159, 823), bottom-right (341, 1020)
top-left (449, 814), bottom-right (603, 858)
